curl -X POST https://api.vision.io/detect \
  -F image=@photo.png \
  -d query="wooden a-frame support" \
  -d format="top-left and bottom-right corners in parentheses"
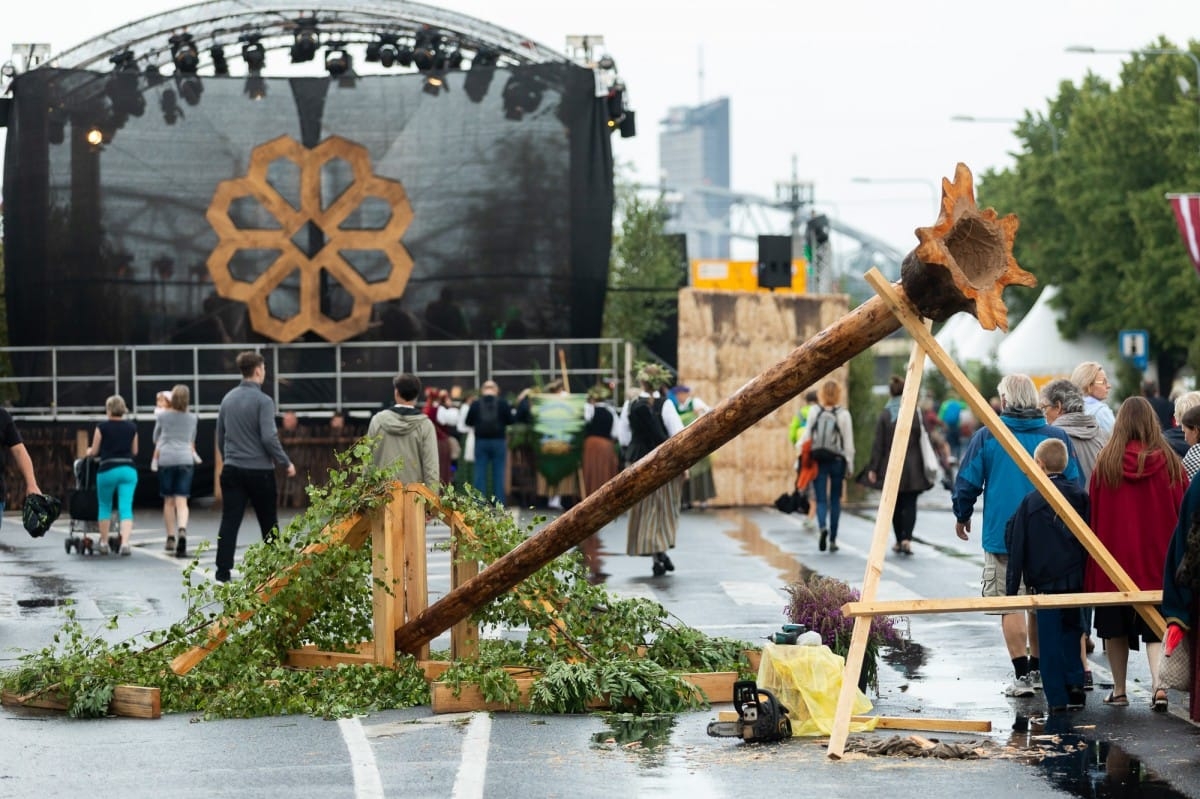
top-left (171, 483), bottom-right (484, 677)
top-left (824, 270), bottom-right (1166, 759)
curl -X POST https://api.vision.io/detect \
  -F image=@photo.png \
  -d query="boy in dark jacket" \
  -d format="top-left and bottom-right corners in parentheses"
top-left (1005, 438), bottom-right (1090, 713)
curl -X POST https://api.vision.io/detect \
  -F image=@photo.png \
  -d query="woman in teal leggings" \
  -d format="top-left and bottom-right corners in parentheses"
top-left (87, 394), bottom-right (139, 555)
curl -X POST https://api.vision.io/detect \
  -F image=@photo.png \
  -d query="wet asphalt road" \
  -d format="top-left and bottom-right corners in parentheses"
top-left (1, 494), bottom-right (1198, 798)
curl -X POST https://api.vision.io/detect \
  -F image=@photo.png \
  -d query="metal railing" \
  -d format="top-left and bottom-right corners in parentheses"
top-left (0, 338), bottom-right (637, 420)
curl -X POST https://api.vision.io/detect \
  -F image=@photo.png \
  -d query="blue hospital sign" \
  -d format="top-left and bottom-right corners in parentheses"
top-left (1119, 330), bottom-right (1149, 371)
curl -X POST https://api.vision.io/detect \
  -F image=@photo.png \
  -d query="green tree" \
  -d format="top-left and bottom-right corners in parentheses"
top-left (976, 38), bottom-right (1200, 389)
top-left (602, 189), bottom-right (684, 354)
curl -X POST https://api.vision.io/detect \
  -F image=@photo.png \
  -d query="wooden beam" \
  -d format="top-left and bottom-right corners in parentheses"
top-left (845, 590), bottom-right (1163, 616)
top-left (399, 489), bottom-right (430, 662)
top-left (829, 318), bottom-right (932, 759)
top-left (865, 271), bottom-right (1166, 639)
top-left (2, 685), bottom-right (161, 719)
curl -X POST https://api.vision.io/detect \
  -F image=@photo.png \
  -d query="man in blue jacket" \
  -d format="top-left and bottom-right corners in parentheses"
top-left (952, 374), bottom-right (1081, 698)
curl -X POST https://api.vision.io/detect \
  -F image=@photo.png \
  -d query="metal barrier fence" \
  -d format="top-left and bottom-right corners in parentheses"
top-left (0, 338), bottom-right (637, 419)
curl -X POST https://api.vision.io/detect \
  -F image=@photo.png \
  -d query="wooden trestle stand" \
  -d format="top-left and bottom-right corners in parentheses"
top-left (822, 271), bottom-right (1165, 759)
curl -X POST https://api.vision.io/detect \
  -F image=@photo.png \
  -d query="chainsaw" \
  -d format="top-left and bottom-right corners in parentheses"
top-left (706, 680), bottom-right (792, 742)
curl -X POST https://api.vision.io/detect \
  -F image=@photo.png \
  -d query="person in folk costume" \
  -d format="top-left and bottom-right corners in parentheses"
top-left (671, 384), bottom-right (716, 509)
top-left (616, 362), bottom-right (685, 577)
top-left (581, 383), bottom-right (619, 498)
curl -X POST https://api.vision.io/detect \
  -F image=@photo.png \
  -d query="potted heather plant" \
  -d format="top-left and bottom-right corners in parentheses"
top-left (782, 573), bottom-right (905, 693)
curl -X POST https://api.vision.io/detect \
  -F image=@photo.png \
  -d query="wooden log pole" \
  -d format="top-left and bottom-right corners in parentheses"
top-left (394, 162), bottom-right (1030, 654)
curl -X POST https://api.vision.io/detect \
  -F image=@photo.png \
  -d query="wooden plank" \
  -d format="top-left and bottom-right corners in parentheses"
top-left (430, 672), bottom-right (737, 714)
top-left (400, 489), bottom-right (429, 661)
top-left (111, 686), bottom-right (161, 719)
top-left (865, 271), bottom-right (1166, 638)
top-left (372, 500), bottom-right (398, 668)
top-left (285, 649), bottom-right (377, 669)
top-left (418, 660), bottom-right (451, 681)
top-left (845, 590), bottom-right (1163, 616)
top-left (449, 527), bottom-right (480, 661)
top-left (3, 685), bottom-right (160, 719)
top-left (829, 318), bottom-right (932, 759)
top-left (852, 715), bottom-right (992, 733)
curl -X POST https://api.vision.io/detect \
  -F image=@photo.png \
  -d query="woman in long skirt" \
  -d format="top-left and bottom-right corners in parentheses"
top-left (617, 363), bottom-right (684, 576)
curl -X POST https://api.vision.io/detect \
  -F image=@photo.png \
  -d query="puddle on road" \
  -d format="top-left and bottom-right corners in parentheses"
top-left (718, 512), bottom-right (814, 584)
top-left (591, 713), bottom-right (675, 765)
top-left (1011, 716), bottom-right (1188, 798)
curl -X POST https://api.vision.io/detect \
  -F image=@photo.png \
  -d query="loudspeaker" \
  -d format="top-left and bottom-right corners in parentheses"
top-left (619, 109), bottom-right (636, 138)
top-left (757, 235), bottom-right (792, 290)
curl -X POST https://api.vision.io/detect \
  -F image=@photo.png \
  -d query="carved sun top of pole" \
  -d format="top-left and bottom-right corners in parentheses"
top-left (903, 162), bottom-right (1035, 332)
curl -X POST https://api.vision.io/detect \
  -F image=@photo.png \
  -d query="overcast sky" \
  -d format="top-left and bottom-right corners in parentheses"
top-left (4, 0), bottom-right (1199, 256)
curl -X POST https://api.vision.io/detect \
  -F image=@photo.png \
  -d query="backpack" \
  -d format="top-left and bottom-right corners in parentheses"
top-left (809, 407), bottom-right (843, 463)
top-left (474, 396), bottom-right (503, 438)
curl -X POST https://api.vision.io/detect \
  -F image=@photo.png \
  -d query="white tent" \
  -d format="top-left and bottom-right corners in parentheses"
top-left (925, 311), bottom-right (1006, 370)
top-left (995, 286), bottom-right (1111, 381)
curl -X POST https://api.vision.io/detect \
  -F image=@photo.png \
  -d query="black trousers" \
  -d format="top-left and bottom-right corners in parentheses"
top-left (892, 490), bottom-right (920, 543)
top-left (216, 465), bottom-right (280, 575)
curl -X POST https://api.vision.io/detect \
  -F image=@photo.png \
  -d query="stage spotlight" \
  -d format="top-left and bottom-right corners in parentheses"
top-left (413, 28), bottom-right (442, 71)
top-left (161, 88), bottom-right (182, 124)
top-left (85, 126), bottom-right (104, 147)
top-left (423, 73), bottom-right (445, 96)
top-left (395, 45), bottom-right (414, 67)
top-left (169, 33), bottom-right (200, 75)
top-left (463, 47), bottom-right (498, 103)
top-left (176, 73), bottom-right (203, 106)
top-left (106, 50), bottom-right (145, 118)
top-left (376, 34), bottom-right (400, 67)
top-left (365, 40), bottom-right (382, 63)
top-left (210, 45), bottom-right (229, 76)
top-left (290, 18), bottom-right (320, 63)
top-left (606, 81), bottom-right (626, 131)
top-left (597, 54), bottom-right (616, 71)
top-left (240, 34), bottom-right (266, 71)
top-left (446, 48), bottom-right (464, 70)
top-left (244, 73), bottom-right (267, 100)
top-left (325, 46), bottom-right (351, 77)
top-left (502, 75), bottom-right (542, 120)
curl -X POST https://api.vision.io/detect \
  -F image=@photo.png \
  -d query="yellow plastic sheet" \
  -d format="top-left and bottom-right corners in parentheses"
top-left (757, 642), bottom-right (878, 737)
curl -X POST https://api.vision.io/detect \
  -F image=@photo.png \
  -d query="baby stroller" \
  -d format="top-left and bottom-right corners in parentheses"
top-left (65, 457), bottom-right (118, 555)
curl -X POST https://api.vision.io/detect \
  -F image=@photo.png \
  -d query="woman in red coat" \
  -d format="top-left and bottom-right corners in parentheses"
top-left (1086, 397), bottom-right (1189, 709)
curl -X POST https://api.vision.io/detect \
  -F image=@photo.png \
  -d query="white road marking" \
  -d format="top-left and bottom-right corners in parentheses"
top-left (720, 581), bottom-right (785, 606)
top-left (451, 712), bottom-right (493, 799)
top-left (338, 716), bottom-right (385, 799)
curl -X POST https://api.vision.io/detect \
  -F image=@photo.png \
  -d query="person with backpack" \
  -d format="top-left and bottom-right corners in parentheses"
top-left (617, 362), bottom-right (685, 576)
top-left (796, 379), bottom-right (854, 553)
top-left (367, 373), bottom-right (440, 490)
top-left (465, 380), bottom-right (529, 505)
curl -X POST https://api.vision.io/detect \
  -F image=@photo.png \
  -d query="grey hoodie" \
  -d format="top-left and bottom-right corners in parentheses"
top-left (1053, 410), bottom-right (1110, 487)
top-left (367, 405), bottom-right (440, 489)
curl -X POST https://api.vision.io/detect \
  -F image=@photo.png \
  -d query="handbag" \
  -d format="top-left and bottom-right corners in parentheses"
top-left (1158, 633), bottom-right (1192, 691)
top-left (917, 424), bottom-right (940, 486)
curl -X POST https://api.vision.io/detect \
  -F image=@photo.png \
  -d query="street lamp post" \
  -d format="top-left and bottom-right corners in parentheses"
top-left (851, 176), bottom-right (939, 210)
top-left (1066, 45), bottom-right (1200, 153)
top-left (951, 113), bottom-right (1060, 155)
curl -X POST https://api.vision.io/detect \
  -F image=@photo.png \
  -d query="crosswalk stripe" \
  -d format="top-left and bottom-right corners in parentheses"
top-left (720, 581), bottom-right (785, 606)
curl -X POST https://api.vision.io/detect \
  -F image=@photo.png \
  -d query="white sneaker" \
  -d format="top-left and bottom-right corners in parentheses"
top-left (1028, 669), bottom-right (1043, 690)
top-left (1005, 675), bottom-right (1035, 697)
top-left (547, 495), bottom-right (562, 510)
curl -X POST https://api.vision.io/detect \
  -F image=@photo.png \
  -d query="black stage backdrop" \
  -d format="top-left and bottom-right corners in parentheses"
top-left (4, 65), bottom-right (613, 356)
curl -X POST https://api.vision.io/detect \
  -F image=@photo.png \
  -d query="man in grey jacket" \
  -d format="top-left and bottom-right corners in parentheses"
top-left (367, 373), bottom-right (440, 489)
top-left (214, 351), bottom-right (295, 582)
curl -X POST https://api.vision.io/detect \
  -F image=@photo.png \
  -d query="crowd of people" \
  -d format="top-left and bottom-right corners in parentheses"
top-left (8, 350), bottom-right (1199, 722)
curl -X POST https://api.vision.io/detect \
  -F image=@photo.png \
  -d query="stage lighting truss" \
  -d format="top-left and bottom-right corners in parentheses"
top-left (290, 17), bottom-right (320, 63)
top-left (169, 32), bottom-right (200, 75)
